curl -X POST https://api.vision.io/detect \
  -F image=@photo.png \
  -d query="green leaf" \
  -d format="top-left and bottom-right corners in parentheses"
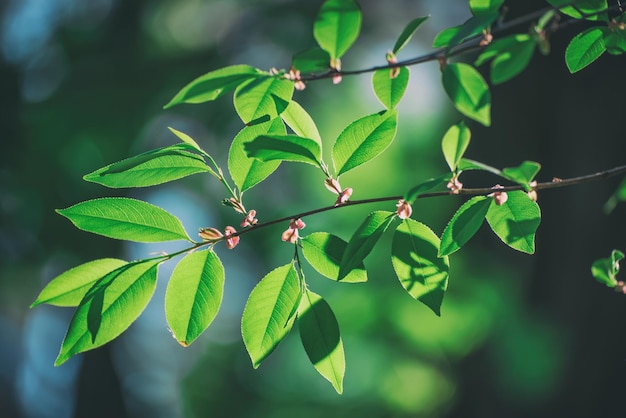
top-left (442, 63), bottom-right (491, 126)
top-left (234, 76), bottom-right (294, 125)
top-left (433, 13), bottom-right (498, 49)
top-left (332, 110), bottom-right (398, 176)
top-left (486, 191), bottom-right (541, 254)
top-left (372, 67), bottom-right (410, 110)
top-left (298, 289), bottom-right (345, 394)
top-left (392, 16), bottom-right (430, 54)
top-left (57, 198), bottom-right (190, 243)
top-left (301, 232), bottom-right (367, 283)
top-left (565, 27), bottom-right (607, 73)
top-left (338, 211), bottom-right (396, 280)
top-left (167, 127), bottom-right (204, 153)
top-left (591, 250), bottom-right (624, 287)
top-left (439, 196), bottom-right (491, 256)
top-left (31, 258), bottom-right (128, 308)
top-left (501, 160), bottom-right (541, 190)
top-left (241, 264), bottom-right (302, 368)
top-left (228, 118), bottom-right (285, 192)
top-left (403, 174), bottom-right (453, 203)
top-left (475, 34), bottom-right (536, 84)
top-left (458, 158), bottom-right (503, 177)
top-left (391, 219), bottom-right (450, 316)
top-left (604, 176), bottom-right (626, 213)
top-left (469, 0), bottom-right (504, 15)
top-left (164, 65), bottom-right (262, 109)
top-left (165, 249), bottom-right (224, 347)
top-left (55, 260), bottom-right (160, 366)
top-left (281, 101), bottom-right (322, 145)
top-left (245, 134), bottom-right (322, 167)
top-left (441, 121), bottom-right (471, 172)
top-left (547, 0), bottom-right (608, 21)
top-left (83, 145), bottom-right (212, 188)
top-left (313, 0), bottom-right (362, 60)
top-left (292, 47), bottom-right (331, 73)
top-left (604, 29), bottom-right (626, 55)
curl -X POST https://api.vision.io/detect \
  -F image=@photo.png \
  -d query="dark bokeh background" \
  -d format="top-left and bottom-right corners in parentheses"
top-left (2, 0), bottom-right (626, 417)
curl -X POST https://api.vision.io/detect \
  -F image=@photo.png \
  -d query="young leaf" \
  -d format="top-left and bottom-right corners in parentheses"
top-left (31, 258), bottom-right (127, 308)
top-left (547, 0), bottom-right (608, 21)
top-left (281, 101), bottom-right (322, 145)
top-left (55, 260), bottom-right (160, 366)
top-left (301, 232), bottom-right (367, 283)
top-left (332, 110), bottom-right (398, 176)
top-left (57, 198), bottom-right (191, 243)
top-left (228, 118), bottom-right (285, 192)
top-left (469, 0), bottom-right (504, 15)
top-left (458, 158), bottom-right (503, 177)
top-left (565, 27), bottom-right (607, 73)
top-left (501, 161), bottom-right (541, 190)
top-left (603, 176), bottom-right (626, 214)
top-left (391, 219), bottom-right (450, 316)
top-left (165, 249), bottom-right (224, 347)
top-left (241, 264), bottom-right (302, 368)
top-left (474, 34), bottom-right (536, 84)
top-left (244, 134), bottom-right (322, 167)
top-left (338, 211), bottom-right (396, 281)
top-left (298, 289), bottom-right (345, 394)
top-left (433, 26), bottom-right (462, 48)
top-left (433, 13), bottom-right (498, 49)
top-left (372, 67), bottom-right (410, 110)
top-left (486, 191), bottom-right (541, 254)
top-left (313, 0), bottom-right (362, 60)
top-left (591, 249), bottom-right (624, 287)
top-left (164, 65), bottom-right (262, 109)
top-left (234, 76), bottom-right (294, 125)
top-left (441, 121), bottom-right (471, 172)
top-left (439, 196), bottom-right (491, 256)
top-left (442, 63), bottom-right (491, 126)
top-left (392, 16), bottom-right (430, 54)
top-left (83, 145), bottom-right (212, 188)
top-left (403, 174), bottom-right (453, 203)
top-left (167, 127), bottom-right (204, 153)
top-left (292, 47), bottom-right (332, 73)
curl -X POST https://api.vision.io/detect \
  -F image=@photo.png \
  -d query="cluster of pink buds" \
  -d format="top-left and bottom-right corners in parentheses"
top-left (447, 176), bottom-right (463, 194)
top-left (241, 210), bottom-right (258, 228)
top-left (198, 226), bottom-right (240, 249)
top-left (488, 184), bottom-right (508, 206)
top-left (285, 68), bottom-right (306, 91)
top-left (281, 218), bottom-right (306, 244)
top-left (324, 178), bottom-right (352, 206)
top-left (385, 51), bottom-right (400, 79)
top-left (395, 199), bottom-right (413, 219)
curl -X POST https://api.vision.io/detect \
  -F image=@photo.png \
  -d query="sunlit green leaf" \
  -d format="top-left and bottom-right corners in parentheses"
top-left (372, 67), bottom-right (410, 110)
top-left (391, 219), bottom-right (450, 316)
top-left (565, 27), bottom-right (607, 73)
top-left (167, 127), bottom-right (204, 153)
top-left (338, 211), bottom-right (396, 280)
top-left (281, 101), bottom-right (322, 145)
top-left (245, 134), bottom-right (322, 167)
top-left (241, 264), bottom-right (301, 368)
top-left (165, 249), bottom-right (224, 347)
top-left (164, 65), bottom-right (262, 109)
top-left (228, 118), bottom-right (285, 192)
top-left (57, 198), bottom-right (190, 243)
top-left (592, 249), bottom-right (624, 287)
top-left (486, 191), bottom-right (541, 254)
top-left (234, 76), bottom-right (294, 124)
top-left (392, 16), bottom-right (430, 54)
top-left (475, 34), bottom-right (536, 84)
top-left (332, 110), bottom-right (398, 175)
top-left (84, 144), bottom-right (212, 188)
top-left (547, 0), bottom-right (608, 21)
top-left (31, 258), bottom-right (127, 308)
top-left (458, 158), bottom-right (503, 177)
top-left (55, 260), bottom-right (160, 366)
top-left (313, 0), bottom-right (362, 60)
top-left (292, 47), bottom-right (331, 73)
top-left (469, 0), bottom-right (504, 15)
top-left (502, 161), bottom-right (541, 190)
top-left (439, 196), bottom-right (491, 256)
top-left (403, 174), bottom-right (452, 203)
top-left (301, 232), bottom-right (367, 283)
top-left (442, 63), bottom-right (491, 126)
top-left (441, 121), bottom-right (471, 172)
top-left (298, 289), bottom-right (345, 394)
top-left (433, 13), bottom-right (498, 49)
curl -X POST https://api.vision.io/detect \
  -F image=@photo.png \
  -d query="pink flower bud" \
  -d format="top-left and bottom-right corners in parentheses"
top-left (446, 177), bottom-right (463, 194)
top-left (240, 209), bottom-right (258, 228)
top-left (527, 181), bottom-right (538, 202)
top-left (198, 227), bottom-right (223, 241)
top-left (324, 178), bottom-right (343, 195)
top-left (335, 187), bottom-right (352, 206)
top-left (488, 185), bottom-right (508, 206)
top-left (333, 74), bottom-right (342, 84)
top-left (396, 199), bottom-right (413, 220)
top-left (281, 227), bottom-right (299, 243)
top-left (224, 226), bottom-right (239, 249)
top-left (291, 218), bottom-right (306, 230)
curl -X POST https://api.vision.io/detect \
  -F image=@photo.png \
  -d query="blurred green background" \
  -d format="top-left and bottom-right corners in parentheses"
top-left (2, 0), bottom-right (626, 417)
